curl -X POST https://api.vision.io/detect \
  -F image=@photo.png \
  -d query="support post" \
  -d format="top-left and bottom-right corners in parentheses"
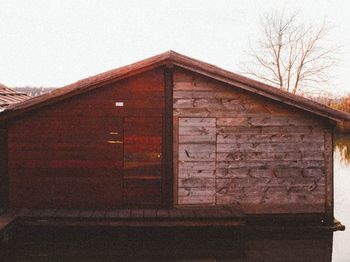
top-left (324, 128), bottom-right (334, 224)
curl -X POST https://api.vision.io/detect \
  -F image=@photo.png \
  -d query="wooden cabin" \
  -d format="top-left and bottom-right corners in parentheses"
top-left (0, 51), bottom-right (350, 227)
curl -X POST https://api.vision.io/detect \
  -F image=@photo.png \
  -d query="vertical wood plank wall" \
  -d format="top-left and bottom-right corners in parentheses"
top-left (173, 68), bottom-right (330, 214)
top-left (7, 68), bottom-right (165, 209)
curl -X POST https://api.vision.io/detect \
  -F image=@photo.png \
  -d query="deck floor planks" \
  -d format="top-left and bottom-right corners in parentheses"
top-left (118, 209), bottom-right (131, 219)
top-left (131, 209), bottom-right (144, 219)
top-left (78, 210), bottom-right (95, 218)
top-left (184, 209), bottom-right (196, 218)
top-left (25, 209), bottom-right (43, 218)
top-left (1, 208), bottom-right (345, 231)
top-left (64, 209), bottom-right (81, 218)
top-left (176, 209), bottom-right (189, 219)
top-left (53, 209), bottom-right (68, 218)
top-left (168, 209), bottom-right (181, 219)
top-left (105, 209), bottom-right (122, 219)
top-left (10, 207), bottom-right (246, 226)
top-left (91, 210), bottom-right (107, 219)
top-left (40, 209), bottom-right (57, 218)
top-left (16, 207), bottom-right (246, 220)
top-left (143, 209), bottom-right (156, 218)
top-left (194, 209), bottom-right (210, 218)
top-left (156, 209), bottom-right (169, 218)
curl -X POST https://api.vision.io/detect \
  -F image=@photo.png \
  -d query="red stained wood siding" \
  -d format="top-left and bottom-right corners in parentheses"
top-left (0, 129), bottom-right (8, 209)
top-left (7, 68), bottom-right (165, 209)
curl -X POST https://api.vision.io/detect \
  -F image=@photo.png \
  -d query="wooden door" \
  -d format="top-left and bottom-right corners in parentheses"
top-left (123, 117), bottom-right (163, 207)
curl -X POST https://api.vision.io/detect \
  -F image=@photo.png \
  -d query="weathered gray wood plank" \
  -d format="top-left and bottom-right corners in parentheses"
top-left (179, 151), bottom-right (216, 162)
top-left (216, 152), bottom-right (303, 161)
top-left (173, 99), bottom-right (194, 108)
top-left (217, 133), bottom-right (325, 143)
top-left (174, 81), bottom-right (217, 91)
top-left (178, 170), bottom-right (215, 179)
top-left (216, 117), bottom-right (320, 127)
top-left (179, 135), bottom-right (216, 144)
top-left (178, 178), bottom-right (215, 188)
top-left (178, 195), bottom-right (215, 205)
top-left (179, 144), bottom-right (216, 152)
top-left (217, 126), bottom-right (324, 135)
top-left (174, 90), bottom-right (242, 99)
top-left (179, 144), bottom-right (216, 161)
top-left (178, 161), bottom-right (216, 171)
top-left (178, 187), bottom-right (216, 197)
top-left (216, 142), bottom-right (324, 153)
top-left (216, 160), bottom-right (325, 169)
top-left (179, 117), bottom-right (216, 127)
top-left (179, 126), bottom-right (216, 136)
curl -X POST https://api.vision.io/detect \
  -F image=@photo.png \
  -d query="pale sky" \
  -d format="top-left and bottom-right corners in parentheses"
top-left (1, 0), bottom-right (350, 95)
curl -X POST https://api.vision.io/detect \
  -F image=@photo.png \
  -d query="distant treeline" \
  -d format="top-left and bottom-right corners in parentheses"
top-left (330, 94), bottom-right (350, 113)
top-left (304, 94), bottom-right (350, 113)
top-left (12, 87), bottom-right (56, 97)
top-left (327, 93), bottom-right (350, 165)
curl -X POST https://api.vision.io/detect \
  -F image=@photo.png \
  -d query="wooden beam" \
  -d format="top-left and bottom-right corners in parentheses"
top-left (163, 65), bottom-right (174, 208)
top-left (0, 128), bottom-right (8, 211)
top-left (324, 129), bottom-right (334, 224)
top-left (173, 116), bottom-right (179, 206)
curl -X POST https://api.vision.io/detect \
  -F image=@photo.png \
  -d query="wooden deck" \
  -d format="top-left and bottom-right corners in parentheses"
top-left (4, 207), bottom-right (246, 228)
top-left (0, 207), bottom-right (345, 237)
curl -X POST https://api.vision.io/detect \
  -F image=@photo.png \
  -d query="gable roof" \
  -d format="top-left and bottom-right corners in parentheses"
top-left (0, 83), bottom-right (30, 109)
top-left (1, 50), bottom-right (350, 125)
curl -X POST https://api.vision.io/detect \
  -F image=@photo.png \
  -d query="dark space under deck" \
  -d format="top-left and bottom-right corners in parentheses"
top-left (0, 227), bottom-right (335, 261)
top-left (0, 209), bottom-right (343, 261)
top-left (0, 208), bottom-right (345, 261)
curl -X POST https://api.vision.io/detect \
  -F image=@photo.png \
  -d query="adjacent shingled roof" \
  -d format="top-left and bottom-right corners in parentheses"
top-left (1, 50), bottom-right (350, 124)
top-left (0, 83), bottom-right (30, 108)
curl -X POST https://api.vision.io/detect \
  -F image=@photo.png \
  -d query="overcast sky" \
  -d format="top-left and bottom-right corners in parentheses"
top-left (1, 0), bottom-right (350, 95)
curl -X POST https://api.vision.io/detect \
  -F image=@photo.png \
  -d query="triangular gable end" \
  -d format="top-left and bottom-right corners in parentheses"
top-left (0, 50), bottom-right (350, 126)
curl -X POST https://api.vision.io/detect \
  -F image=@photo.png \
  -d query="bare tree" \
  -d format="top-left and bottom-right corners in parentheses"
top-left (242, 11), bottom-right (338, 95)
